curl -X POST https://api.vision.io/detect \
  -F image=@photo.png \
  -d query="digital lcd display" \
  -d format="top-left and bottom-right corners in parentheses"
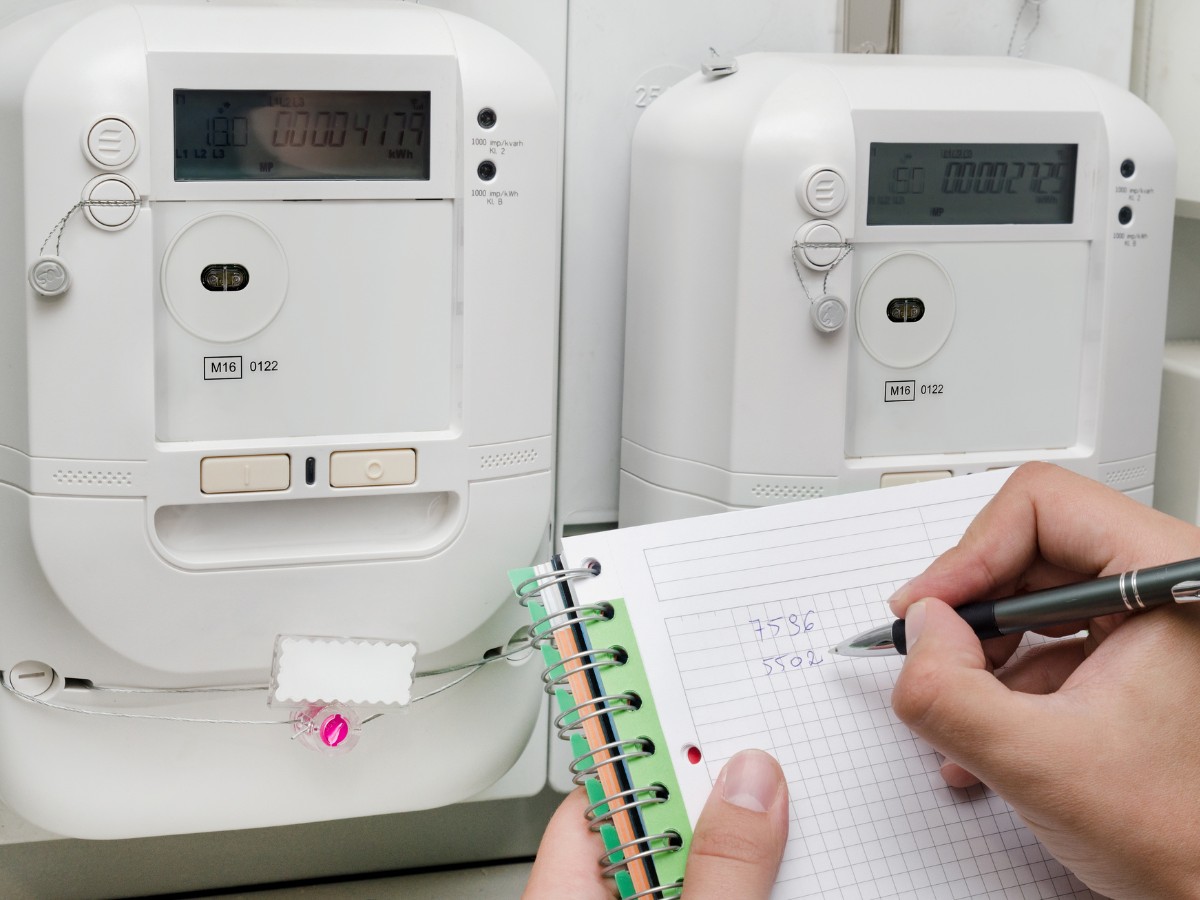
top-left (173, 89), bottom-right (431, 181)
top-left (866, 142), bottom-right (1078, 225)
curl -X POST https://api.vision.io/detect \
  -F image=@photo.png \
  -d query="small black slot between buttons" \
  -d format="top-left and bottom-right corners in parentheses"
top-left (305, 457), bottom-right (316, 486)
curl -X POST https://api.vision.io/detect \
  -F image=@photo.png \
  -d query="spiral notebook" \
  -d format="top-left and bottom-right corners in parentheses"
top-left (512, 469), bottom-right (1099, 900)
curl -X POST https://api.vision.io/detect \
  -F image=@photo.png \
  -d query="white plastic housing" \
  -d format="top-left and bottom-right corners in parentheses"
top-left (620, 54), bottom-right (1175, 525)
top-left (1155, 340), bottom-right (1200, 524)
top-left (0, 0), bottom-right (557, 837)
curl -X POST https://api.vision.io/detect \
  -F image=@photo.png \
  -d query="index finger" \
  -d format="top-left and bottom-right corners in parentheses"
top-left (522, 787), bottom-right (615, 900)
top-left (889, 462), bottom-right (1200, 616)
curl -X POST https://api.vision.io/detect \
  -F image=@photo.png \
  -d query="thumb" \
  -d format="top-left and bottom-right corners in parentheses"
top-left (682, 749), bottom-right (789, 900)
top-left (891, 598), bottom-right (1055, 792)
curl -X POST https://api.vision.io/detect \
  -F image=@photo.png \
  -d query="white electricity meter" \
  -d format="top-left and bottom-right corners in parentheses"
top-left (0, 1), bottom-right (558, 838)
top-left (621, 54), bottom-right (1175, 524)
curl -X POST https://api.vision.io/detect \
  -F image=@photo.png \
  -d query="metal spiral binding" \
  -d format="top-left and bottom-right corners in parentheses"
top-left (599, 831), bottom-right (685, 877)
top-left (516, 561), bottom-right (607, 650)
top-left (583, 783), bottom-right (668, 832)
top-left (541, 646), bottom-right (626, 693)
top-left (569, 736), bottom-right (656, 785)
top-left (526, 602), bottom-right (613, 649)
top-left (513, 563), bottom-right (599, 607)
top-left (553, 691), bottom-right (640, 741)
top-left (519, 559), bottom-right (681, 897)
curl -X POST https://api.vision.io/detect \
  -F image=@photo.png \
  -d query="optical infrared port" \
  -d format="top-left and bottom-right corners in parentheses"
top-left (201, 264), bottom-right (250, 292)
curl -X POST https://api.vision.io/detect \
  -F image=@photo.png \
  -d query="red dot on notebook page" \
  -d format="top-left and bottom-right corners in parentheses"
top-left (686, 745), bottom-right (702, 765)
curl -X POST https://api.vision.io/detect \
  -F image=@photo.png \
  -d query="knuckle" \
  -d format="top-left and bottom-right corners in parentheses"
top-left (891, 661), bottom-right (949, 732)
top-left (689, 823), bottom-right (776, 869)
top-left (1010, 460), bottom-right (1055, 486)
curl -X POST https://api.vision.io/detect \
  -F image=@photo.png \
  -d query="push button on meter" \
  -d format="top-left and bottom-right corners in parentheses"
top-left (83, 174), bottom-right (138, 230)
top-left (801, 168), bottom-right (847, 215)
top-left (880, 471), bottom-right (952, 489)
top-left (794, 221), bottom-right (844, 270)
top-left (330, 449), bottom-right (417, 488)
top-left (85, 117), bottom-right (137, 169)
top-left (201, 454), bottom-right (291, 494)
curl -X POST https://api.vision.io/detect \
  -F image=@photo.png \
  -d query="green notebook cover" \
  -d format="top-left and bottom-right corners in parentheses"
top-left (511, 566), bottom-right (691, 899)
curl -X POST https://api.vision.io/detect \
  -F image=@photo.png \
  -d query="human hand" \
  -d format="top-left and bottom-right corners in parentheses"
top-left (889, 462), bottom-right (1200, 898)
top-left (522, 748), bottom-right (789, 899)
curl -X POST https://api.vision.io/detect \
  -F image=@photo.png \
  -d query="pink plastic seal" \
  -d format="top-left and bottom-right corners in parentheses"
top-left (292, 704), bottom-right (362, 754)
top-left (320, 713), bottom-right (351, 748)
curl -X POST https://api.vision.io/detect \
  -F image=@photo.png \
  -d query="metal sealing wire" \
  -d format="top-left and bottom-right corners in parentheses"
top-left (65, 683), bottom-right (266, 695)
top-left (513, 562), bottom-right (600, 608)
top-left (40, 199), bottom-right (140, 256)
top-left (1007, 0), bottom-right (1044, 58)
top-left (0, 678), bottom-right (294, 727)
top-left (791, 239), bottom-right (853, 303)
top-left (0, 657), bottom-right (486, 726)
top-left (528, 602), bottom-right (613, 649)
top-left (569, 736), bottom-right (655, 785)
top-left (598, 830), bottom-right (685, 877)
top-left (553, 691), bottom-right (640, 741)
top-left (0, 638), bottom-right (532, 715)
top-left (541, 646), bottom-right (626, 693)
top-left (584, 783), bottom-right (669, 832)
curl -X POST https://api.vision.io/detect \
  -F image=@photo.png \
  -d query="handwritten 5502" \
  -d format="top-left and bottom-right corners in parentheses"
top-left (759, 650), bottom-right (825, 675)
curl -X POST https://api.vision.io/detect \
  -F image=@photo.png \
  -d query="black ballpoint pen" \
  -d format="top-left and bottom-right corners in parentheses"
top-left (830, 556), bottom-right (1200, 657)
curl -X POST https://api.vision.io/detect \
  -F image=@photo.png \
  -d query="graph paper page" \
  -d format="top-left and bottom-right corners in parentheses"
top-left (563, 470), bottom-right (1097, 900)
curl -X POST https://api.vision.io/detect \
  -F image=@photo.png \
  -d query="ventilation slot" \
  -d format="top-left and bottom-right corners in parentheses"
top-left (480, 448), bottom-right (539, 471)
top-left (750, 483), bottom-right (825, 501)
top-left (53, 469), bottom-right (134, 487)
top-left (1104, 465), bottom-right (1150, 488)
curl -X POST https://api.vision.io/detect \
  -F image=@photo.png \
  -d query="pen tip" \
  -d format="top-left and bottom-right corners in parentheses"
top-left (829, 623), bottom-right (899, 657)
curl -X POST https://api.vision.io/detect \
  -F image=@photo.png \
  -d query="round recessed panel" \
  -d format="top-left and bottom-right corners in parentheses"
top-left (161, 212), bottom-right (288, 343)
top-left (855, 252), bottom-right (955, 369)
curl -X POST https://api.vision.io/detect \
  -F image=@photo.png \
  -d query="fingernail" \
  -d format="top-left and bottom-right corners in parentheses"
top-left (904, 600), bottom-right (928, 651)
top-left (887, 582), bottom-right (910, 615)
top-left (721, 749), bottom-right (781, 813)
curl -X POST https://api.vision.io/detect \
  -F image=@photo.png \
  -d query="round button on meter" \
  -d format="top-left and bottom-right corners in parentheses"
top-left (85, 117), bottom-right (137, 170)
top-left (794, 220), bottom-right (845, 270)
top-left (798, 167), bottom-right (847, 216)
top-left (83, 174), bottom-right (138, 230)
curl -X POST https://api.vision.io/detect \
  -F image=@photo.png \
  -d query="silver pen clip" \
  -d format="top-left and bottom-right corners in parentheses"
top-left (1171, 581), bottom-right (1200, 602)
